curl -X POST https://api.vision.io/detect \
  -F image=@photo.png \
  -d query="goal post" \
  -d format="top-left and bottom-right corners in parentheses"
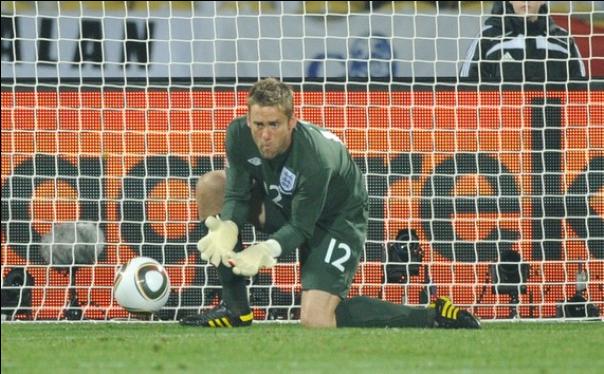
top-left (1, 1), bottom-right (603, 322)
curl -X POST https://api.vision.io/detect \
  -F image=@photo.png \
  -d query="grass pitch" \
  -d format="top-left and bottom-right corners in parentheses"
top-left (2, 322), bottom-right (603, 373)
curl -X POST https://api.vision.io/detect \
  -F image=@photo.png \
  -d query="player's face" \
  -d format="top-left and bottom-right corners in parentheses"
top-left (247, 104), bottom-right (297, 159)
top-left (509, 1), bottom-right (545, 20)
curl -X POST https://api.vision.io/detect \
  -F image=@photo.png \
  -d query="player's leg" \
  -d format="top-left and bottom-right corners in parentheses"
top-left (180, 170), bottom-right (255, 327)
top-left (300, 235), bottom-right (433, 328)
top-left (298, 289), bottom-right (442, 328)
top-left (297, 224), bottom-right (362, 328)
top-left (310, 219), bottom-right (436, 328)
top-left (298, 235), bottom-right (431, 328)
top-left (335, 293), bottom-right (481, 328)
top-left (302, 220), bottom-right (479, 328)
top-left (335, 296), bottom-right (436, 328)
top-left (299, 279), bottom-right (435, 328)
top-left (197, 171), bottom-right (250, 314)
top-left (300, 289), bottom-right (340, 327)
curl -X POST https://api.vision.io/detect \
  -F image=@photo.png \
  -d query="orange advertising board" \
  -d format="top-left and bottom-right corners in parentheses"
top-left (1, 88), bottom-right (603, 320)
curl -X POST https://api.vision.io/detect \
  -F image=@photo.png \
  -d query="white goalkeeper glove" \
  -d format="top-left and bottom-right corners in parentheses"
top-left (229, 239), bottom-right (281, 277)
top-left (197, 216), bottom-right (238, 267)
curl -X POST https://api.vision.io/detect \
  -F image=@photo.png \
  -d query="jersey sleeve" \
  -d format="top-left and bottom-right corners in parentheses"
top-left (460, 26), bottom-right (496, 81)
top-left (459, 37), bottom-right (481, 80)
top-left (270, 167), bottom-right (331, 254)
top-left (568, 38), bottom-right (586, 79)
top-left (220, 122), bottom-right (253, 228)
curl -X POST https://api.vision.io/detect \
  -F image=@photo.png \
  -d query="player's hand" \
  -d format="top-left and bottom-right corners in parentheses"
top-left (197, 216), bottom-right (238, 267)
top-left (230, 240), bottom-right (281, 277)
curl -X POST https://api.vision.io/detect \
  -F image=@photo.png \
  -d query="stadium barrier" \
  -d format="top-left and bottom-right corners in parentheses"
top-left (2, 83), bottom-right (602, 320)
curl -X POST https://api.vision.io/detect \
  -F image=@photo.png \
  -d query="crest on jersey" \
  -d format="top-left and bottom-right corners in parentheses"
top-left (247, 157), bottom-right (262, 166)
top-left (279, 167), bottom-right (296, 194)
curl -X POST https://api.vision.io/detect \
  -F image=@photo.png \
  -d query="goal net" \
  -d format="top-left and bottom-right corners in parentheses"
top-left (1, 1), bottom-right (602, 322)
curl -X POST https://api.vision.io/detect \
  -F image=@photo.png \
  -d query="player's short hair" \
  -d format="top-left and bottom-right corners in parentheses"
top-left (248, 78), bottom-right (294, 119)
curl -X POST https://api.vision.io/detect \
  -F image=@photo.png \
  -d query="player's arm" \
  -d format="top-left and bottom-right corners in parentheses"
top-left (198, 122), bottom-right (252, 267)
top-left (221, 120), bottom-right (254, 226)
top-left (231, 167), bottom-right (331, 277)
top-left (220, 162), bottom-right (253, 228)
top-left (271, 166), bottom-right (331, 253)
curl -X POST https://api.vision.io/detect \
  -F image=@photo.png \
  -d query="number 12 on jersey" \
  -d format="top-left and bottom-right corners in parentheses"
top-left (324, 238), bottom-right (351, 272)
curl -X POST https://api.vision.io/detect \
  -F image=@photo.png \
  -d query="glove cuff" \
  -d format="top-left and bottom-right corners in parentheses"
top-left (264, 239), bottom-right (282, 258)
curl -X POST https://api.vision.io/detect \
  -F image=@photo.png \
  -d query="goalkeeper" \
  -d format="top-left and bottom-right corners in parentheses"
top-left (180, 78), bottom-right (480, 329)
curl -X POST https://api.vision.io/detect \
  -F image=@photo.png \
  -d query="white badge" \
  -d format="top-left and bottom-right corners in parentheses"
top-left (279, 167), bottom-right (296, 194)
top-left (247, 157), bottom-right (262, 166)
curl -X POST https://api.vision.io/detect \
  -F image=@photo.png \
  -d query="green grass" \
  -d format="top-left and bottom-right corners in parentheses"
top-left (2, 322), bottom-right (603, 373)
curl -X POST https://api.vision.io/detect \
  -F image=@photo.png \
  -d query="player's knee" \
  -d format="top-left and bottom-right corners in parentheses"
top-left (300, 313), bottom-right (336, 328)
top-left (196, 170), bottom-right (226, 220)
top-left (300, 306), bottom-right (337, 328)
top-left (300, 290), bottom-right (339, 328)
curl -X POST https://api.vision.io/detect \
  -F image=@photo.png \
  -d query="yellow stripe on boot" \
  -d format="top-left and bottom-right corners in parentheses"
top-left (447, 304), bottom-right (456, 319)
top-left (240, 312), bottom-right (254, 322)
top-left (441, 302), bottom-right (451, 318)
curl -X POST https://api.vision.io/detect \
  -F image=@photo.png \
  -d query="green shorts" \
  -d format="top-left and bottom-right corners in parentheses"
top-left (260, 196), bottom-right (367, 299)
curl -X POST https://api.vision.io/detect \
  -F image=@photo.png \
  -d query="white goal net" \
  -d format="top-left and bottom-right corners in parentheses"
top-left (1, 1), bottom-right (603, 321)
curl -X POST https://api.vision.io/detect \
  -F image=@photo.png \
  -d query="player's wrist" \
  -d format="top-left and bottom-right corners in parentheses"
top-left (223, 219), bottom-right (238, 233)
top-left (264, 239), bottom-right (282, 258)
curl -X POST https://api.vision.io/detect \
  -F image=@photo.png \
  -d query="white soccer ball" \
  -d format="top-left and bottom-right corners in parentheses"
top-left (114, 257), bottom-right (171, 313)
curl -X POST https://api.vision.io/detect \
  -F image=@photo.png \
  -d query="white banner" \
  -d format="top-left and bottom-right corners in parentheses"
top-left (1, 10), bottom-right (484, 79)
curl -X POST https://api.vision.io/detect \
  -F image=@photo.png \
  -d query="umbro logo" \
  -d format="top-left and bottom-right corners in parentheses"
top-left (247, 157), bottom-right (262, 166)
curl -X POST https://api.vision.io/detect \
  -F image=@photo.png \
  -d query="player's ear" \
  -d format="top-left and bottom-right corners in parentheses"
top-left (288, 116), bottom-right (297, 129)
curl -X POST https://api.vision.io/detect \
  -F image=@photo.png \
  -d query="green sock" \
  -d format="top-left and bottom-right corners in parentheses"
top-left (216, 264), bottom-right (249, 315)
top-left (335, 296), bottom-right (435, 328)
top-left (216, 239), bottom-right (249, 315)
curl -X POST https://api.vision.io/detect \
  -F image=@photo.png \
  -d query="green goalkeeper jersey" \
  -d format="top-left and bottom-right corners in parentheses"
top-left (221, 117), bottom-right (369, 255)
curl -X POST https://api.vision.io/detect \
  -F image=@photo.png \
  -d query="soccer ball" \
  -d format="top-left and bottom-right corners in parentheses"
top-left (114, 257), bottom-right (171, 313)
